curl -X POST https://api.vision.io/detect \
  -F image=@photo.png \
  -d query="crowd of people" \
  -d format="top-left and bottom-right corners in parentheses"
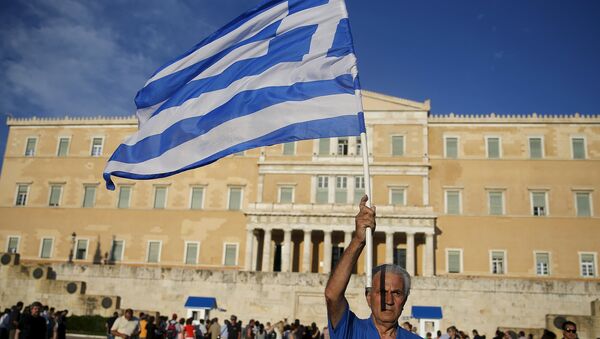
top-left (106, 310), bottom-right (327, 339)
top-left (0, 301), bottom-right (68, 339)
top-left (0, 300), bottom-right (580, 339)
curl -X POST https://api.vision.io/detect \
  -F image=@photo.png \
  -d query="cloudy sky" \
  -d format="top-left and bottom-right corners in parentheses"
top-left (1, 0), bottom-right (599, 169)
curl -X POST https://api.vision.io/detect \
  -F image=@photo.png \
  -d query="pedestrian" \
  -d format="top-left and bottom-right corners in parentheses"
top-left (208, 318), bottom-right (220, 339)
top-left (146, 316), bottom-right (157, 339)
top-left (0, 309), bottom-right (11, 339)
top-left (15, 301), bottom-right (46, 339)
top-left (107, 312), bottom-right (119, 339)
top-left (177, 318), bottom-right (185, 339)
top-left (111, 309), bottom-right (140, 339)
top-left (54, 310), bottom-right (67, 339)
top-left (8, 302), bottom-right (23, 339)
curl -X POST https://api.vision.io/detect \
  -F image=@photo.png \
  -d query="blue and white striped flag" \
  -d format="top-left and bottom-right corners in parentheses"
top-left (103, 0), bottom-right (365, 190)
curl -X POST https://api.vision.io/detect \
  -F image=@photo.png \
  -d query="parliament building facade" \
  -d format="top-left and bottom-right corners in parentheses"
top-left (1, 91), bottom-right (600, 335)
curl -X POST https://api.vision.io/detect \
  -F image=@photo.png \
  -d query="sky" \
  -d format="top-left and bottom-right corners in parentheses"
top-left (1, 0), bottom-right (599, 170)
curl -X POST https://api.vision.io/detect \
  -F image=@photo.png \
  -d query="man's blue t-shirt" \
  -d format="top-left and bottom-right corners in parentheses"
top-left (328, 304), bottom-right (422, 339)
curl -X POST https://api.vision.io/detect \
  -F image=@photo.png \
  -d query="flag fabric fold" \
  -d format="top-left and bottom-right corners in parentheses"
top-left (103, 0), bottom-right (365, 190)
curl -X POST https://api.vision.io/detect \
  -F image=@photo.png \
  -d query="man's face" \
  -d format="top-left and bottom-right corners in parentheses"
top-left (448, 328), bottom-right (457, 337)
top-left (125, 311), bottom-right (133, 320)
top-left (366, 272), bottom-right (405, 326)
top-left (31, 306), bottom-right (41, 317)
top-left (563, 323), bottom-right (577, 339)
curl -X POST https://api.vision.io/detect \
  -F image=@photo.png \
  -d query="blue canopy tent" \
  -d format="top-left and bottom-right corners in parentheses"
top-left (184, 297), bottom-right (221, 321)
top-left (411, 306), bottom-right (443, 335)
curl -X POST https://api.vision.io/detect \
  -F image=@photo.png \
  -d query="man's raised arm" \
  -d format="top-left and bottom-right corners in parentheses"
top-left (324, 195), bottom-right (376, 328)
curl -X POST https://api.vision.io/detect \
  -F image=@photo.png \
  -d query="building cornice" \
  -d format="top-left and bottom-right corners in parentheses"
top-left (7, 115), bottom-right (138, 126)
top-left (429, 112), bottom-right (600, 124)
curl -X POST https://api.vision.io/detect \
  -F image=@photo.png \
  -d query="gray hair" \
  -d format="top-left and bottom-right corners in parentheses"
top-left (367, 264), bottom-right (411, 298)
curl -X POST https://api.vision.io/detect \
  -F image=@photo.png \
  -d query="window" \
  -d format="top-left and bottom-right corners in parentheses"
top-left (48, 185), bottom-right (63, 207)
top-left (575, 192), bottom-right (592, 217)
top-left (110, 240), bottom-right (124, 262)
top-left (390, 188), bottom-right (406, 205)
top-left (57, 137), bottom-right (70, 157)
top-left (15, 184), bottom-right (29, 206)
top-left (486, 137), bottom-right (501, 159)
top-left (444, 137), bottom-right (458, 159)
top-left (25, 137), bottom-right (37, 156)
top-left (283, 142), bottom-right (295, 155)
top-left (447, 249), bottom-right (462, 274)
top-left (185, 242), bottom-right (200, 265)
top-left (391, 136), bottom-right (404, 156)
top-left (91, 137), bottom-right (103, 156)
top-left (580, 253), bottom-right (596, 277)
top-left (318, 138), bottom-right (330, 155)
top-left (228, 187), bottom-right (242, 211)
top-left (147, 241), bottom-right (161, 263)
top-left (7, 236), bottom-right (19, 254)
top-left (445, 190), bottom-right (461, 215)
top-left (82, 186), bottom-right (96, 208)
top-left (393, 248), bottom-right (406, 269)
top-left (571, 137), bottom-right (586, 160)
top-left (490, 251), bottom-right (506, 274)
top-left (279, 186), bottom-right (294, 203)
top-left (531, 191), bottom-right (547, 216)
top-left (40, 238), bottom-right (53, 259)
top-left (75, 239), bottom-right (88, 260)
top-left (117, 186), bottom-right (132, 209)
top-left (535, 252), bottom-right (550, 276)
top-left (353, 176), bottom-right (365, 203)
top-left (488, 191), bottom-right (504, 215)
top-left (153, 186), bottom-right (167, 209)
top-left (529, 137), bottom-right (543, 159)
top-left (335, 177), bottom-right (347, 203)
top-left (316, 176), bottom-right (329, 204)
top-left (337, 137), bottom-right (349, 156)
top-left (223, 243), bottom-right (238, 266)
top-left (190, 187), bottom-right (204, 210)
top-left (355, 138), bottom-right (362, 156)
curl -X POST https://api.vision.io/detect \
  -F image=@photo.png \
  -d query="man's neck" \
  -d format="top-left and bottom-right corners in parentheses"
top-left (371, 317), bottom-right (397, 338)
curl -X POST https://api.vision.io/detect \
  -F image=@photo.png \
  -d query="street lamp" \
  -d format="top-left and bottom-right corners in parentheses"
top-left (68, 232), bottom-right (76, 263)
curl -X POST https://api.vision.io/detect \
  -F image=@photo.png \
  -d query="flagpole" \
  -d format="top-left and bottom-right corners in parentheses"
top-left (340, 0), bottom-right (373, 290)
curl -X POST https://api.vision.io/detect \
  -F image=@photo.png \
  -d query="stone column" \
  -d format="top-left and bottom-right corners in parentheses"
top-left (282, 229), bottom-right (292, 272)
top-left (257, 174), bottom-right (264, 203)
top-left (406, 232), bottom-right (415, 276)
top-left (302, 229), bottom-right (311, 273)
top-left (385, 232), bottom-right (394, 264)
top-left (244, 228), bottom-right (254, 271)
top-left (262, 228), bottom-right (272, 272)
top-left (323, 230), bottom-right (332, 274)
top-left (424, 233), bottom-right (434, 277)
top-left (344, 231), bottom-right (353, 248)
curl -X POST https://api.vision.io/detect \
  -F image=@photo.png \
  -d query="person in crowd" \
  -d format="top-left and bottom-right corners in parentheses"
top-left (517, 331), bottom-right (526, 339)
top-left (472, 329), bottom-right (483, 339)
top-left (424, 332), bottom-right (432, 339)
top-left (228, 315), bottom-right (241, 339)
top-left (15, 301), bottom-right (46, 339)
top-left (244, 319), bottom-right (255, 339)
top-left (111, 308), bottom-right (140, 339)
top-left (166, 314), bottom-right (179, 339)
top-left (208, 318), bottom-right (220, 339)
top-left (309, 323), bottom-right (319, 339)
top-left (256, 324), bottom-right (266, 339)
top-left (183, 318), bottom-right (195, 339)
top-left (402, 323), bottom-right (412, 332)
top-left (561, 321), bottom-right (577, 339)
top-left (0, 309), bottom-right (11, 339)
top-left (324, 196), bottom-right (420, 339)
top-left (146, 316), bottom-right (157, 339)
top-left (45, 308), bottom-right (56, 339)
top-left (107, 312), bottom-right (120, 339)
top-left (139, 313), bottom-right (147, 339)
top-left (221, 319), bottom-right (230, 339)
top-left (321, 326), bottom-right (329, 339)
top-left (176, 318), bottom-right (185, 339)
top-left (9, 301), bottom-right (23, 339)
top-left (54, 310), bottom-right (67, 339)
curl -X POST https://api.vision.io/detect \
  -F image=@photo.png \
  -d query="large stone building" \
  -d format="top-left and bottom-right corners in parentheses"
top-left (1, 90), bottom-right (599, 335)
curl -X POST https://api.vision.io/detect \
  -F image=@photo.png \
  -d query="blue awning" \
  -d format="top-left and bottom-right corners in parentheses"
top-left (184, 297), bottom-right (217, 309)
top-left (411, 306), bottom-right (443, 319)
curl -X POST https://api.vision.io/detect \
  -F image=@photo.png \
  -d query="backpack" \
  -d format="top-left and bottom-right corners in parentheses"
top-left (166, 320), bottom-right (178, 338)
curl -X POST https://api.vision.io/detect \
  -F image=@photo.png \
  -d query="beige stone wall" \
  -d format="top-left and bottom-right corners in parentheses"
top-left (1, 260), bottom-right (598, 337)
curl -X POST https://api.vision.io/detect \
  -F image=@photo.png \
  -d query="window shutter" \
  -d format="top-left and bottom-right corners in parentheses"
top-left (391, 189), bottom-right (405, 205)
top-left (318, 138), bottom-right (330, 155)
top-left (186, 243), bottom-right (198, 264)
top-left (445, 138), bottom-right (458, 158)
top-left (392, 136), bottom-right (404, 156)
top-left (83, 186), bottom-right (95, 208)
top-left (489, 191), bottom-right (503, 215)
top-left (446, 191), bottom-right (460, 214)
top-left (529, 138), bottom-right (543, 158)
top-left (572, 138), bottom-right (585, 159)
top-left (154, 187), bottom-right (166, 208)
top-left (448, 251), bottom-right (461, 273)
top-left (487, 138), bottom-right (500, 158)
top-left (118, 187), bottom-right (131, 208)
top-left (576, 193), bottom-right (591, 217)
top-left (191, 187), bottom-right (204, 209)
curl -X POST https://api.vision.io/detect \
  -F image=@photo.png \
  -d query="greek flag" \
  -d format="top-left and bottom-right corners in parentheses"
top-left (103, 0), bottom-right (365, 190)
